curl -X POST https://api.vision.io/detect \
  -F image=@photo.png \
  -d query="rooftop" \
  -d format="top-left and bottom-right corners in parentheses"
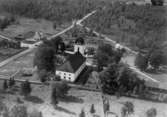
top-left (56, 52), bottom-right (86, 73)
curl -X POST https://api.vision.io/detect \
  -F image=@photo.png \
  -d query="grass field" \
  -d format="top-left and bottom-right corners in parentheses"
top-left (1, 80), bottom-right (167, 117)
top-left (0, 82), bottom-right (104, 117)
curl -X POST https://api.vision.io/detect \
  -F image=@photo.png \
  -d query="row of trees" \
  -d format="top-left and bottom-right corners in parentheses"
top-left (0, 39), bottom-right (20, 49)
top-left (3, 79), bottom-right (32, 97)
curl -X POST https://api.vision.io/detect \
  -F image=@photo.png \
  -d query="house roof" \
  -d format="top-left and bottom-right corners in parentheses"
top-left (75, 37), bottom-right (85, 45)
top-left (56, 52), bottom-right (86, 73)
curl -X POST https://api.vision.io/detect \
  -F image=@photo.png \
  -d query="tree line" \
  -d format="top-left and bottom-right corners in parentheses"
top-left (0, 0), bottom-right (102, 25)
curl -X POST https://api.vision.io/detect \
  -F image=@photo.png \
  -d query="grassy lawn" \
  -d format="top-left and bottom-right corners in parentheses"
top-left (0, 17), bottom-right (70, 39)
top-left (107, 95), bottom-right (167, 117)
top-left (0, 51), bottom-right (35, 77)
top-left (0, 47), bottom-right (27, 62)
top-left (0, 80), bottom-right (104, 117)
top-left (1, 79), bottom-right (167, 117)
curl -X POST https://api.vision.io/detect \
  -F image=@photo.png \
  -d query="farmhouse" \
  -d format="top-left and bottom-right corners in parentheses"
top-left (20, 31), bottom-right (44, 48)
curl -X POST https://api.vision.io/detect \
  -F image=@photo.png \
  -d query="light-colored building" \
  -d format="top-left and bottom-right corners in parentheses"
top-left (56, 52), bottom-right (86, 82)
top-left (20, 31), bottom-right (43, 48)
top-left (55, 37), bottom-right (87, 82)
top-left (74, 37), bottom-right (86, 56)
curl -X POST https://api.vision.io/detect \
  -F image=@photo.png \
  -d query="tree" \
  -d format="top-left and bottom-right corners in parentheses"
top-left (33, 46), bottom-right (55, 72)
top-left (121, 106), bottom-right (127, 117)
top-left (95, 43), bottom-right (115, 71)
top-left (149, 50), bottom-right (164, 70)
top-left (122, 101), bottom-right (134, 116)
top-left (20, 80), bottom-right (32, 97)
top-left (53, 21), bottom-right (57, 29)
top-left (3, 80), bottom-right (8, 91)
top-left (29, 109), bottom-right (43, 117)
top-left (151, 0), bottom-right (164, 6)
top-left (8, 78), bottom-right (15, 88)
top-left (135, 53), bottom-right (148, 71)
top-left (56, 82), bottom-right (70, 98)
top-left (37, 69), bottom-right (48, 82)
top-left (146, 108), bottom-right (157, 117)
top-left (90, 104), bottom-right (95, 114)
top-left (10, 105), bottom-right (28, 117)
top-left (51, 86), bottom-right (58, 106)
top-left (0, 101), bottom-right (8, 116)
top-left (79, 109), bottom-right (85, 117)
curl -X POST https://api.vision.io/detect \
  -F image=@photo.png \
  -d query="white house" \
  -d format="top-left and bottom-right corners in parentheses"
top-left (56, 52), bottom-right (86, 82)
top-left (20, 40), bottom-right (36, 48)
top-left (20, 31), bottom-right (43, 48)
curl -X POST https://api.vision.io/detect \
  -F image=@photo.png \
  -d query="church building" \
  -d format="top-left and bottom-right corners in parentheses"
top-left (55, 37), bottom-right (86, 82)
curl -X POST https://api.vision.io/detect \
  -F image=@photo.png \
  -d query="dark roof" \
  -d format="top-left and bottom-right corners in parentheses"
top-left (75, 37), bottom-right (85, 45)
top-left (57, 52), bottom-right (86, 73)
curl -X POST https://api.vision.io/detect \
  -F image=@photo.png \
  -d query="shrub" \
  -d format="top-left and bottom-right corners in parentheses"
top-left (29, 109), bottom-right (43, 117)
top-left (90, 104), bottom-right (95, 114)
top-left (51, 86), bottom-right (58, 106)
top-left (10, 105), bottom-right (28, 117)
top-left (135, 53), bottom-right (148, 71)
top-left (79, 109), bottom-right (85, 117)
top-left (3, 80), bottom-right (8, 91)
top-left (20, 80), bottom-right (32, 97)
top-left (151, 0), bottom-right (164, 6)
top-left (146, 108), bottom-right (157, 117)
top-left (8, 78), bottom-right (15, 88)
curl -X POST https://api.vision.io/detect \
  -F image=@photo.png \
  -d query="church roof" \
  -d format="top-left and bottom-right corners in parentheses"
top-left (75, 37), bottom-right (85, 45)
top-left (56, 52), bottom-right (86, 73)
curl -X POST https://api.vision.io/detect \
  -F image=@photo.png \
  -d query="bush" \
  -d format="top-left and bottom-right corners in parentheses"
top-left (151, 0), bottom-right (164, 6)
top-left (53, 22), bottom-right (57, 29)
top-left (135, 53), bottom-right (148, 71)
top-left (79, 109), bottom-right (85, 117)
top-left (56, 82), bottom-right (70, 98)
top-left (10, 105), bottom-right (28, 117)
top-left (146, 108), bottom-right (157, 117)
top-left (20, 80), bottom-right (32, 97)
top-left (8, 78), bottom-right (15, 88)
top-left (51, 86), bottom-right (58, 106)
top-left (29, 109), bottom-right (43, 117)
top-left (3, 80), bottom-right (8, 91)
top-left (0, 14), bottom-right (16, 30)
top-left (90, 104), bottom-right (95, 114)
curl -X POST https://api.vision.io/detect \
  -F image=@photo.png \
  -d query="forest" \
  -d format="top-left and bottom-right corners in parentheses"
top-left (83, 2), bottom-right (167, 68)
top-left (0, 0), bottom-right (103, 25)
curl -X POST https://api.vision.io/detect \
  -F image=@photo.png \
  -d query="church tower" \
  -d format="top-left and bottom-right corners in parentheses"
top-left (74, 37), bottom-right (86, 56)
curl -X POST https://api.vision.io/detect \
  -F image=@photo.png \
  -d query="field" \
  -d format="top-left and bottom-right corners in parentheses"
top-left (0, 81), bottom-right (104, 117)
top-left (0, 48), bottom-right (27, 62)
top-left (1, 80), bottom-right (167, 117)
top-left (0, 15), bottom-right (70, 62)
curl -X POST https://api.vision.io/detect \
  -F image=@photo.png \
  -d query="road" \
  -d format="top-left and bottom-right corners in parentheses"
top-left (77, 18), bottom-right (163, 87)
top-left (0, 10), bottom-right (96, 68)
